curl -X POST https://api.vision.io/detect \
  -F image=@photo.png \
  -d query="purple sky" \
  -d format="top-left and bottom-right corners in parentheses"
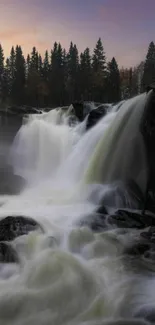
top-left (0, 0), bottom-right (155, 67)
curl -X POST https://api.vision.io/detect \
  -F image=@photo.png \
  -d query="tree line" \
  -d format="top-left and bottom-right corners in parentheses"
top-left (0, 39), bottom-right (154, 108)
top-left (0, 39), bottom-right (121, 107)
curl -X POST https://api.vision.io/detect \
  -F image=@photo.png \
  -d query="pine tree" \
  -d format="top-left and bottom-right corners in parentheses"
top-left (43, 50), bottom-right (49, 81)
top-left (50, 42), bottom-right (58, 105)
top-left (2, 58), bottom-right (10, 104)
top-left (12, 45), bottom-right (25, 105)
top-left (129, 67), bottom-right (139, 97)
top-left (38, 54), bottom-right (43, 76)
top-left (62, 49), bottom-right (68, 104)
top-left (30, 47), bottom-right (39, 71)
top-left (38, 53), bottom-right (49, 107)
top-left (120, 68), bottom-right (133, 100)
top-left (79, 47), bottom-right (92, 100)
top-left (0, 44), bottom-right (4, 104)
top-left (26, 54), bottom-right (30, 78)
top-left (9, 46), bottom-right (16, 102)
top-left (38, 50), bottom-right (50, 106)
top-left (0, 44), bottom-right (4, 74)
top-left (92, 38), bottom-right (106, 101)
top-left (66, 42), bottom-right (79, 102)
top-left (50, 42), bottom-right (65, 106)
top-left (26, 47), bottom-right (40, 106)
top-left (141, 41), bottom-right (155, 92)
top-left (107, 57), bottom-right (121, 102)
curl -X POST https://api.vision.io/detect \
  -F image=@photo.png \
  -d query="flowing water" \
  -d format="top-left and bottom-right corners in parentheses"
top-left (0, 94), bottom-right (154, 325)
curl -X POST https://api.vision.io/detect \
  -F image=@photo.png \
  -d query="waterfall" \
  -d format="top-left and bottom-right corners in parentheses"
top-left (85, 94), bottom-right (148, 193)
top-left (0, 94), bottom-right (154, 325)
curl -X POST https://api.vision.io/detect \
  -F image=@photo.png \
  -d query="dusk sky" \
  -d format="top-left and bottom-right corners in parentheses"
top-left (0, 0), bottom-right (155, 67)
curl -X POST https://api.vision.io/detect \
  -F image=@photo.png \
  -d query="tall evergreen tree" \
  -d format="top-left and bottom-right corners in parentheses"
top-left (38, 54), bottom-right (43, 76)
top-left (92, 38), bottom-right (106, 101)
top-left (26, 47), bottom-right (40, 106)
top-left (9, 46), bottom-right (16, 101)
top-left (49, 42), bottom-right (58, 105)
top-left (66, 42), bottom-right (79, 102)
top-left (141, 41), bottom-right (155, 92)
top-left (0, 44), bottom-right (4, 104)
top-left (38, 53), bottom-right (50, 107)
top-left (50, 42), bottom-right (65, 105)
top-left (79, 47), bottom-right (92, 100)
top-left (43, 50), bottom-right (49, 81)
top-left (11, 45), bottom-right (25, 105)
top-left (62, 49), bottom-right (68, 104)
top-left (30, 47), bottom-right (39, 71)
top-left (1, 58), bottom-right (10, 104)
top-left (0, 44), bottom-right (4, 75)
top-left (107, 57), bottom-right (121, 102)
top-left (26, 54), bottom-right (30, 78)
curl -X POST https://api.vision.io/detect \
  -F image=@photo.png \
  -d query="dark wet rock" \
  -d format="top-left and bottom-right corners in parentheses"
top-left (71, 101), bottom-right (95, 121)
top-left (86, 104), bottom-right (109, 130)
top-left (124, 226), bottom-right (155, 261)
top-left (134, 304), bottom-right (155, 323)
top-left (0, 242), bottom-right (18, 263)
top-left (0, 216), bottom-right (42, 242)
top-left (140, 88), bottom-right (155, 213)
top-left (108, 209), bottom-right (155, 229)
top-left (96, 205), bottom-right (108, 215)
top-left (82, 181), bottom-right (145, 232)
top-left (82, 182), bottom-right (152, 233)
top-left (81, 213), bottom-right (108, 232)
top-left (144, 191), bottom-right (155, 214)
top-left (126, 180), bottom-right (145, 209)
top-left (144, 250), bottom-right (155, 261)
top-left (140, 227), bottom-right (155, 249)
top-left (125, 242), bottom-right (150, 257)
top-left (71, 101), bottom-right (110, 124)
top-left (71, 102), bottom-right (84, 122)
top-left (97, 180), bottom-right (144, 213)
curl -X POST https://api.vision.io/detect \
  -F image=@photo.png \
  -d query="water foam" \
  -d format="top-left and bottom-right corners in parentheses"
top-left (0, 95), bottom-right (153, 325)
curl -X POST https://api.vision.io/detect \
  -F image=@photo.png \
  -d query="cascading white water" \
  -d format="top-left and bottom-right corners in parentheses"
top-left (0, 95), bottom-right (154, 325)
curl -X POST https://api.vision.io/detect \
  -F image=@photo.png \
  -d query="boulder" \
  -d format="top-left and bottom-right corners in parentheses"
top-left (0, 242), bottom-right (18, 263)
top-left (71, 102), bottom-right (84, 122)
top-left (81, 181), bottom-right (145, 232)
top-left (134, 305), bottom-right (155, 323)
top-left (84, 209), bottom-right (155, 233)
top-left (71, 101), bottom-right (93, 121)
top-left (86, 104), bottom-right (109, 130)
top-left (0, 216), bottom-right (42, 242)
top-left (97, 181), bottom-right (144, 212)
top-left (108, 209), bottom-right (155, 229)
top-left (71, 101), bottom-right (108, 123)
top-left (140, 88), bottom-right (155, 213)
top-left (124, 226), bottom-right (155, 267)
top-left (80, 210), bottom-right (108, 232)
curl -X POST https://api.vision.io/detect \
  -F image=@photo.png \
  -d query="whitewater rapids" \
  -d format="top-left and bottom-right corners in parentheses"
top-left (0, 94), bottom-right (153, 325)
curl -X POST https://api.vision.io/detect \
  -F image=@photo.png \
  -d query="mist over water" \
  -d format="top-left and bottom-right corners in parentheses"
top-left (0, 95), bottom-right (153, 325)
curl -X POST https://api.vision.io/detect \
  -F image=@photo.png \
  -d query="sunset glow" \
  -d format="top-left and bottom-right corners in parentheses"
top-left (0, 0), bottom-right (154, 66)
